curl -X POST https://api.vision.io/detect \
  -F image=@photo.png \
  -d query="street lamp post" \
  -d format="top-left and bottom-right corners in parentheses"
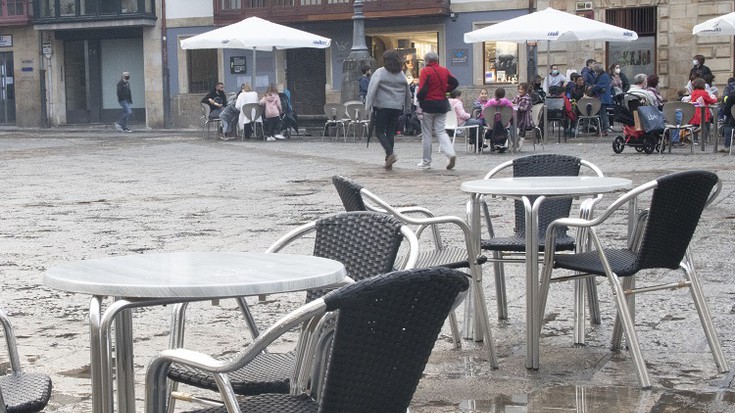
top-left (341, 0), bottom-right (376, 103)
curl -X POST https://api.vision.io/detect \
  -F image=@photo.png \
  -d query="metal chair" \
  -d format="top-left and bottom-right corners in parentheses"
top-left (239, 103), bottom-right (264, 140)
top-left (165, 211), bottom-right (419, 409)
top-left (147, 267), bottom-right (469, 413)
top-left (538, 170), bottom-right (729, 388)
top-left (481, 105), bottom-right (514, 152)
top-left (574, 97), bottom-right (603, 138)
top-left (201, 103), bottom-right (222, 140)
top-left (445, 109), bottom-right (480, 153)
top-left (0, 307), bottom-right (52, 413)
top-left (479, 154), bottom-right (604, 326)
top-left (530, 102), bottom-right (545, 150)
top-left (661, 101), bottom-right (696, 154)
top-left (725, 105), bottom-right (735, 156)
top-left (322, 103), bottom-right (348, 140)
top-left (332, 175), bottom-right (498, 364)
top-left (544, 96), bottom-right (567, 143)
top-left (344, 102), bottom-right (370, 142)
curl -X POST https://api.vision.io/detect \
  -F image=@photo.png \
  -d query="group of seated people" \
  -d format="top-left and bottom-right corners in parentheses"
top-left (202, 82), bottom-right (287, 141)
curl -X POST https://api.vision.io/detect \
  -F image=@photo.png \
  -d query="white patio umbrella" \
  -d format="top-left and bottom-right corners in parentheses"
top-left (181, 16), bottom-right (331, 88)
top-left (693, 11), bottom-right (735, 36)
top-left (464, 7), bottom-right (638, 74)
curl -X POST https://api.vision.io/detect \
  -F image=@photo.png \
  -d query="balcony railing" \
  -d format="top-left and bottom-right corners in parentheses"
top-left (32, 0), bottom-right (156, 24)
top-left (214, 0), bottom-right (450, 25)
top-left (1, 0), bottom-right (32, 26)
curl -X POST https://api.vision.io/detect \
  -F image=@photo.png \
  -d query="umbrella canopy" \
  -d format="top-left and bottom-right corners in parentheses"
top-left (693, 12), bottom-right (735, 36)
top-left (464, 7), bottom-right (638, 44)
top-left (181, 16), bottom-right (331, 88)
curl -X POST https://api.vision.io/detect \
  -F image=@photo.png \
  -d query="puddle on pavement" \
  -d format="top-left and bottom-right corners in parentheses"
top-left (413, 384), bottom-right (735, 412)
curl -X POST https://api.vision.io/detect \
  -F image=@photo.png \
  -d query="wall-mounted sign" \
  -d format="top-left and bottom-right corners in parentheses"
top-left (450, 48), bottom-right (469, 66)
top-left (42, 42), bottom-right (53, 58)
top-left (0, 35), bottom-right (12, 47)
top-left (230, 56), bottom-right (246, 74)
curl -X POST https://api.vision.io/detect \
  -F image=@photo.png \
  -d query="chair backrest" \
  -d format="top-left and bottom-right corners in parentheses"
top-left (545, 97), bottom-right (565, 121)
top-left (332, 175), bottom-right (368, 212)
top-left (319, 267), bottom-right (468, 413)
top-left (577, 97), bottom-right (601, 117)
top-left (635, 170), bottom-right (719, 272)
top-left (345, 102), bottom-right (369, 122)
top-left (530, 103), bottom-right (544, 126)
top-left (444, 108), bottom-right (459, 128)
top-left (662, 101), bottom-right (696, 126)
top-left (302, 211), bottom-right (407, 301)
top-left (201, 102), bottom-right (211, 119)
top-left (324, 103), bottom-right (347, 120)
top-left (498, 105), bottom-right (513, 126)
top-left (241, 103), bottom-right (263, 123)
top-left (511, 154), bottom-right (582, 238)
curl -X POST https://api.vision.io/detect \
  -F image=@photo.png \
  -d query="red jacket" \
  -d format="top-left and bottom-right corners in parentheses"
top-left (689, 90), bottom-right (717, 125)
top-left (417, 62), bottom-right (457, 113)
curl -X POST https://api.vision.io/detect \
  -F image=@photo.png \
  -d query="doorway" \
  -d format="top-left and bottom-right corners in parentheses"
top-left (0, 52), bottom-right (15, 124)
top-left (286, 49), bottom-right (326, 116)
top-left (65, 40), bottom-right (102, 124)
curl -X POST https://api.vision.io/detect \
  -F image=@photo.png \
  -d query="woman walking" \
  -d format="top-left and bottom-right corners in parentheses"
top-left (365, 49), bottom-right (412, 170)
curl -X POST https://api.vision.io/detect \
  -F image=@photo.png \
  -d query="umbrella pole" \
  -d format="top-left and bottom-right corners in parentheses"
top-left (544, 40), bottom-right (550, 142)
top-left (251, 47), bottom-right (257, 90)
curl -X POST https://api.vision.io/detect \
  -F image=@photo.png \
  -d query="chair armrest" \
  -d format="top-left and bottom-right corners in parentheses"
top-left (0, 307), bottom-right (21, 373)
top-left (146, 299), bottom-right (327, 413)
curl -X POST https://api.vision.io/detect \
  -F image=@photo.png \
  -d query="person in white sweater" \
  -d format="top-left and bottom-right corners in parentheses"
top-left (365, 49), bottom-right (413, 170)
top-left (235, 83), bottom-right (260, 139)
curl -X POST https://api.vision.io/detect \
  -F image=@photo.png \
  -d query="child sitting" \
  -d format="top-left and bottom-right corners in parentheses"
top-left (483, 88), bottom-right (513, 151)
top-left (689, 77), bottom-right (718, 142)
top-left (472, 89), bottom-right (489, 119)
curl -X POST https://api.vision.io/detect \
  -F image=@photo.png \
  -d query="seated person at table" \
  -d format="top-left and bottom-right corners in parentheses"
top-left (448, 89), bottom-right (484, 149)
top-left (483, 87), bottom-right (513, 151)
top-left (202, 82), bottom-right (226, 119)
top-left (547, 86), bottom-right (577, 136)
top-left (688, 77), bottom-right (718, 136)
top-left (472, 88), bottom-right (489, 119)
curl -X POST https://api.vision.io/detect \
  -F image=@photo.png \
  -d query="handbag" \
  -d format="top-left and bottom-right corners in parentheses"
top-left (636, 105), bottom-right (665, 133)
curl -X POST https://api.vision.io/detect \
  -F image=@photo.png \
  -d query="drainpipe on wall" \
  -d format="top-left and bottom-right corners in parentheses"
top-left (526, 0), bottom-right (537, 81)
top-left (161, 0), bottom-right (171, 128)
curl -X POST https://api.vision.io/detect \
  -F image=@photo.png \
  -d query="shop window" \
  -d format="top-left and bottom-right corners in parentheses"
top-left (484, 41), bottom-right (519, 84)
top-left (221, 0), bottom-right (242, 9)
top-left (606, 7), bottom-right (656, 84)
top-left (188, 49), bottom-right (219, 94)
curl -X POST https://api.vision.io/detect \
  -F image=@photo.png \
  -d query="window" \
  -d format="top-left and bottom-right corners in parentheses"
top-left (7, 0), bottom-right (25, 16)
top-left (220, 0), bottom-right (242, 10)
top-left (484, 41), bottom-right (519, 84)
top-left (188, 49), bottom-right (219, 94)
top-left (60, 0), bottom-right (76, 16)
top-left (606, 7), bottom-right (656, 84)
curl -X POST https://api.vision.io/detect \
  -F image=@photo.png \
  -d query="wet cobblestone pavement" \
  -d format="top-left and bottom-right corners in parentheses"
top-left (0, 128), bottom-right (733, 412)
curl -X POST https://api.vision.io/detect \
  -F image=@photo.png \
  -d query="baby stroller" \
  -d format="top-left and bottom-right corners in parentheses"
top-left (611, 93), bottom-right (662, 154)
top-left (278, 90), bottom-right (299, 138)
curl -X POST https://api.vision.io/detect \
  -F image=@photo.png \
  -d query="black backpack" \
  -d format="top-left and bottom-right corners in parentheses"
top-left (484, 111), bottom-right (508, 150)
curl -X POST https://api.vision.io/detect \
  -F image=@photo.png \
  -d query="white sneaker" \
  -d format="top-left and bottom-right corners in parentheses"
top-left (266, 136), bottom-right (276, 141)
top-left (274, 134), bottom-right (286, 140)
top-left (416, 161), bottom-right (431, 169)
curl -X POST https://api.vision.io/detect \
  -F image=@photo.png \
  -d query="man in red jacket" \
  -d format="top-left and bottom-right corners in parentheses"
top-left (416, 51), bottom-right (459, 170)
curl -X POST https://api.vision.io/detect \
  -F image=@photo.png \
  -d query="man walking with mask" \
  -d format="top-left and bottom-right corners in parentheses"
top-left (115, 71), bottom-right (133, 133)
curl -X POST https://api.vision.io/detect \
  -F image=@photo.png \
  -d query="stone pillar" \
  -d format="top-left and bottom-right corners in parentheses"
top-left (340, 0), bottom-right (376, 103)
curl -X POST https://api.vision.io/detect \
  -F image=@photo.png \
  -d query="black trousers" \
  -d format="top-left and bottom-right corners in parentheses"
top-left (374, 107), bottom-right (402, 156)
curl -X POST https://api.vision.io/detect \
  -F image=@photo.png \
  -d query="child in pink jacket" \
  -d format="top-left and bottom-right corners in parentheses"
top-left (260, 84), bottom-right (283, 141)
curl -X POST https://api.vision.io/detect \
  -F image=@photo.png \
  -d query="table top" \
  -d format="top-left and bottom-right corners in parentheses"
top-left (44, 252), bottom-right (348, 298)
top-left (461, 176), bottom-right (633, 197)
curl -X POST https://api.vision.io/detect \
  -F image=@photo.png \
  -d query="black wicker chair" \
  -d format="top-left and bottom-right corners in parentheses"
top-left (332, 175), bottom-right (498, 364)
top-left (479, 154), bottom-right (604, 327)
top-left (538, 170), bottom-right (729, 388)
top-left (146, 267), bottom-right (469, 413)
top-left (166, 211), bottom-right (419, 408)
top-left (0, 307), bottom-right (52, 413)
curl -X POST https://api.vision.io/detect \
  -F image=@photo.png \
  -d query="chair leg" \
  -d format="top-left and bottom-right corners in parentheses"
top-left (610, 275), bottom-right (635, 351)
top-left (493, 252), bottom-right (508, 320)
top-left (609, 276), bottom-right (651, 388)
top-left (681, 252), bottom-right (729, 372)
top-left (448, 310), bottom-right (462, 349)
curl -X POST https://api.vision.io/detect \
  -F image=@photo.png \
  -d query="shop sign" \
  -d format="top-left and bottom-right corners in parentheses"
top-left (0, 36), bottom-right (12, 47)
top-left (450, 48), bottom-right (469, 66)
top-left (230, 56), bottom-right (246, 74)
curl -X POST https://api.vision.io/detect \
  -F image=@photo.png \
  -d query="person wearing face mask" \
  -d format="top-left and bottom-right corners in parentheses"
top-left (115, 71), bottom-right (133, 133)
top-left (542, 64), bottom-right (567, 94)
top-left (689, 54), bottom-right (712, 81)
top-left (608, 63), bottom-right (629, 97)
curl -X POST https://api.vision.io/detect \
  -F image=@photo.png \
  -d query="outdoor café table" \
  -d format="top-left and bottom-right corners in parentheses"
top-left (43, 251), bottom-right (348, 413)
top-left (461, 176), bottom-right (633, 369)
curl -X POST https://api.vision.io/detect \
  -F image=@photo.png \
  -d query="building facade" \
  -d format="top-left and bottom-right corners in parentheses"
top-left (0, 1), bottom-right (731, 128)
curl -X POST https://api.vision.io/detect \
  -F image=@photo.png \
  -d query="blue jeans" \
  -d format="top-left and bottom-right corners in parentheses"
top-left (118, 100), bottom-right (132, 129)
